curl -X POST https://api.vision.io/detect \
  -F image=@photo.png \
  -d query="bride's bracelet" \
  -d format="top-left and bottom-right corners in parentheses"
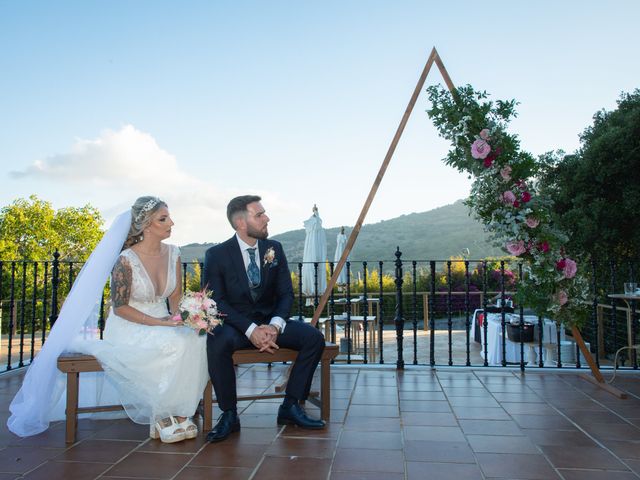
top-left (141, 313), bottom-right (148, 325)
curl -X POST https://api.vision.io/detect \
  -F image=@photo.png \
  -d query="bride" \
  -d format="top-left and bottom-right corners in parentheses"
top-left (7, 196), bottom-right (209, 443)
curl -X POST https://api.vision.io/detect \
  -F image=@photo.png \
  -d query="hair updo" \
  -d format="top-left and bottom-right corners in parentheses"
top-left (122, 196), bottom-right (168, 249)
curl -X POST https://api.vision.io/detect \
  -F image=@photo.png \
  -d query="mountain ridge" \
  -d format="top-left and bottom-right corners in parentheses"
top-left (179, 199), bottom-right (504, 265)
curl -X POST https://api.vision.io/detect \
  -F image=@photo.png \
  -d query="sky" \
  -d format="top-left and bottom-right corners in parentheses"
top-left (1, 0), bottom-right (638, 245)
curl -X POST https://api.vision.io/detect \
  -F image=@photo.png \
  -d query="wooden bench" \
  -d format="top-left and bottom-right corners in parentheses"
top-left (202, 343), bottom-right (339, 431)
top-left (57, 342), bottom-right (338, 444)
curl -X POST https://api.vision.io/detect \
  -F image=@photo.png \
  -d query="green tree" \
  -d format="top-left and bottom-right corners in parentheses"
top-left (0, 195), bottom-right (104, 261)
top-left (538, 90), bottom-right (640, 259)
top-left (1, 196), bottom-right (105, 336)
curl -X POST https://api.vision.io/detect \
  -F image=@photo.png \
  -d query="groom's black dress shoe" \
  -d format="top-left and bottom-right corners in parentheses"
top-left (277, 403), bottom-right (326, 429)
top-left (206, 410), bottom-right (240, 443)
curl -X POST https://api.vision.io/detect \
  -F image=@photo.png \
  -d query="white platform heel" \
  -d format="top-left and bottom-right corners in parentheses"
top-left (149, 416), bottom-right (186, 443)
top-left (176, 417), bottom-right (198, 439)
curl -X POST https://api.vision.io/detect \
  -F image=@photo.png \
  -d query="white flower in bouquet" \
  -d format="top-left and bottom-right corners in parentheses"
top-left (172, 289), bottom-right (223, 335)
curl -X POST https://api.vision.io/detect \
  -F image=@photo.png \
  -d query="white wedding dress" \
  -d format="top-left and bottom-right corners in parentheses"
top-left (78, 245), bottom-right (208, 424)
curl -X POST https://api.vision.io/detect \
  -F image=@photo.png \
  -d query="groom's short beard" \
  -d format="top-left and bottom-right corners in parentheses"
top-left (247, 224), bottom-right (268, 240)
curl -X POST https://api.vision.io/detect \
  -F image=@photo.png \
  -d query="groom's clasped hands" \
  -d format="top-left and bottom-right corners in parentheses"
top-left (250, 324), bottom-right (279, 354)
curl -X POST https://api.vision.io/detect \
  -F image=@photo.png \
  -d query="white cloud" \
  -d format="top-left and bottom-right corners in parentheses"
top-left (10, 125), bottom-right (301, 245)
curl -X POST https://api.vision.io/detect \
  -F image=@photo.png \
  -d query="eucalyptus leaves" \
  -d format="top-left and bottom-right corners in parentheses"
top-left (426, 85), bottom-right (588, 327)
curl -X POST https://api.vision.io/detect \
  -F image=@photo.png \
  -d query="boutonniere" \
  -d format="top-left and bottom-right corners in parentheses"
top-left (263, 247), bottom-right (276, 266)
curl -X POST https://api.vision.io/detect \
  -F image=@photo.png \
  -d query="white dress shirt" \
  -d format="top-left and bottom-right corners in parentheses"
top-left (235, 234), bottom-right (287, 339)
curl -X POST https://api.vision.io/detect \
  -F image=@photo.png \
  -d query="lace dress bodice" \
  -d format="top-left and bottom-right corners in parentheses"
top-left (117, 245), bottom-right (179, 318)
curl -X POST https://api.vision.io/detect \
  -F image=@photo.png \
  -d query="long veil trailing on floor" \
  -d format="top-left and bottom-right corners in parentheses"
top-left (7, 210), bottom-right (131, 437)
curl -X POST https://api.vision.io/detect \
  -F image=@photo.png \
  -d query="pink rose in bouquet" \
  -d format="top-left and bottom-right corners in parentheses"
top-left (173, 289), bottom-right (223, 335)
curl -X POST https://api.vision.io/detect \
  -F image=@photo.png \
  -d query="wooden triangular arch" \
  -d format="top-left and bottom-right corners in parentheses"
top-left (310, 47), bottom-right (456, 327)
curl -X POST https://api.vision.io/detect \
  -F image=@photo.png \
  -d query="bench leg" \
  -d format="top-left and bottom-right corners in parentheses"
top-left (320, 357), bottom-right (331, 421)
top-left (66, 372), bottom-right (79, 444)
top-left (203, 381), bottom-right (213, 433)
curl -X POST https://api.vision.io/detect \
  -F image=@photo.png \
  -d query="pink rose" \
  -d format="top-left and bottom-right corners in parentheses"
top-left (172, 314), bottom-right (182, 322)
top-left (197, 319), bottom-right (209, 329)
top-left (521, 191), bottom-right (531, 203)
top-left (479, 129), bottom-right (490, 140)
top-left (471, 139), bottom-right (491, 159)
top-left (506, 240), bottom-right (526, 256)
top-left (500, 166), bottom-right (512, 181)
top-left (525, 217), bottom-right (539, 228)
top-left (563, 258), bottom-right (577, 279)
top-left (202, 298), bottom-right (213, 309)
top-left (556, 290), bottom-right (568, 306)
top-left (555, 258), bottom-right (577, 278)
top-left (502, 191), bottom-right (516, 205)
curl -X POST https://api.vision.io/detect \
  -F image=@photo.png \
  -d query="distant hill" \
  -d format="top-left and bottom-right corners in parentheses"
top-left (179, 200), bottom-right (503, 265)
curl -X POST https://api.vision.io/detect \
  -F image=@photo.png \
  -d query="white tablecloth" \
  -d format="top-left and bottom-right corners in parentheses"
top-left (475, 313), bottom-right (564, 365)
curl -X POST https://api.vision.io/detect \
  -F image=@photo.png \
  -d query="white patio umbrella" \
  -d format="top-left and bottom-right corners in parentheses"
top-left (301, 205), bottom-right (327, 305)
top-left (334, 226), bottom-right (349, 285)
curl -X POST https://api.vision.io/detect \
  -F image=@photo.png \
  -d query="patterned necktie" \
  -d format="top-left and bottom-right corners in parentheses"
top-left (247, 247), bottom-right (260, 288)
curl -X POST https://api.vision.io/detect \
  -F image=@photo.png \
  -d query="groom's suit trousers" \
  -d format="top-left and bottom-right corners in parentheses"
top-left (207, 321), bottom-right (325, 412)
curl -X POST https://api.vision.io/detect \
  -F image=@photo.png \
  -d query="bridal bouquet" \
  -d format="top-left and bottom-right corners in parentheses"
top-left (172, 289), bottom-right (223, 335)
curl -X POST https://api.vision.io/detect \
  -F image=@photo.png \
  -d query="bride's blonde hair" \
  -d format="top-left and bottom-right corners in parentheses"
top-left (122, 196), bottom-right (168, 250)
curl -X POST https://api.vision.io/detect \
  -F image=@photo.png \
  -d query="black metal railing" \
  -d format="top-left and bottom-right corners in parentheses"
top-left (1, 250), bottom-right (639, 373)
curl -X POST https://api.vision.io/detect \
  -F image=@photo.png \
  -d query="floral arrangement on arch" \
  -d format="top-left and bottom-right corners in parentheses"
top-left (426, 85), bottom-right (589, 327)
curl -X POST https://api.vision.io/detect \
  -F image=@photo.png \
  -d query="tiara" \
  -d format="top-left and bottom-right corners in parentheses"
top-left (135, 198), bottom-right (160, 222)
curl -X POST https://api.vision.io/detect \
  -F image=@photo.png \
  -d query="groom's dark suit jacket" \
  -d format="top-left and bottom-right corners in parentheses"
top-left (203, 236), bottom-right (294, 334)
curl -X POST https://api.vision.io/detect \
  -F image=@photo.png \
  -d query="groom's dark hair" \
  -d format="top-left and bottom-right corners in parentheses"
top-left (227, 195), bottom-right (262, 229)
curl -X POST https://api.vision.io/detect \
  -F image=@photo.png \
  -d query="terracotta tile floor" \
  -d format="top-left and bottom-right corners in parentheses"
top-left (0, 364), bottom-right (639, 479)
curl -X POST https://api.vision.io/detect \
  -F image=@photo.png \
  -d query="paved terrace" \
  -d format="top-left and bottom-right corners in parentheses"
top-left (0, 363), bottom-right (639, 479)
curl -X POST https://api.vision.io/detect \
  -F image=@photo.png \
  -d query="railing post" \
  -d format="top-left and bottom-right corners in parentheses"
top-left (346, 261), bottom-right (352, 364)
top-left (482, 261), bottom-right (489, 367)
top-left (412, 261), bottom-right (418, 365)
top-left (42, 261), bottom-right (48, 345)
top-left (500, 260), bottom-right (507, 367)
top-left (313, 262), bottom-right (319, 311)
top-left (30, 262), bottom-right (38, 363)
top-left (464, 260), bottom-right (471, 366)
top-left (446, 260), bottom-right (453, 366)
top-left (329, 262), bottom-right (335, 344)
top-left (297, 262), bottom-right (303, 320)
top-left (378, 261), bottom-right (385, 364)
top-left (7, 262), bottom-right (16, 370)
top-left (429, 261), bottom-right (436, 367)
top-left (394, 247), bottom-right (404, 369)
top-left (363, 261), bottom-right (368, 364)
top-left (49, 250), bottom-right (60, 328)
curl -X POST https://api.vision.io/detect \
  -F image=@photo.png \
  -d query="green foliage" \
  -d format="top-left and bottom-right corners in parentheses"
top-left (537, 90), bottom-right (640, 259)
top-left (0, 195), bottom-right (105, 335)
top-left (0, 195), bottom-right (104, 261)
top-left (426, 84), bottom-right (590, 328)
top-left (185, 263), bottom-right (202, 292)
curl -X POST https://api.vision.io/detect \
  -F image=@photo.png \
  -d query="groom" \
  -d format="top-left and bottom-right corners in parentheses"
top-left (203, 195), bottom-right (326, 443)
